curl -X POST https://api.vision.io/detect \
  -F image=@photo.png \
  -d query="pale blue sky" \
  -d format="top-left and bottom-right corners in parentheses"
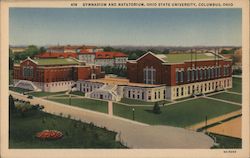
top-left (10, 8), bottom-right (242, 46)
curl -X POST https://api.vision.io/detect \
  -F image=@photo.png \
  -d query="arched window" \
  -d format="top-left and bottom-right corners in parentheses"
top-left (196, 69), bottom-right (199, 80)
top-left (200, 69), bottom-right (203, 80)
top-left (187, 70), bottom-right (190, 82)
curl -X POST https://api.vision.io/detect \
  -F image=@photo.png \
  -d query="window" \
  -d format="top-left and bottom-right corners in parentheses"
top-left (142, 92), bottom-right (144, 100)
top-left (158, 91), bottom-right (160, 99)
top-left (144, 66), bottom-right (156, 84)
top-left (200, 69), bottom-right (203, 80)
top-left (196, 69), bottom-right (199, 80)
top-left (155, 92), bottom-right (157, 99)
top-left (218, 67), bottom-right (221, 77)
top-left (181, 87), bottom-right (184, 96)
top-left (188, 86), bottom-right (190, 95)
top-left (176, 88), bottom-right (179, 97)
top-left (128, 91), bottom-right (131, 98)
top-left (204, 69), bottom-right (207, 79)
top-left (163, 90), bottom-right (166, 99)
top-left (208, 68), bottom-right (211, 79)
top-left (192, 70), bottom-right (195, 81)
top-left (148, 96), bottom-right (151, 100)
top-left (180, 71), bottom-right (184, 82)
top-left (211, 68), bottom-right (214, 78)
top-left (214, 67), bottom-right (218, 77)
top-left (176, 71), bottom-right (179, 83)
top-left (187, 70), bottom-right (190, 82)
top-left (23, 66), bottom-right (34, 78)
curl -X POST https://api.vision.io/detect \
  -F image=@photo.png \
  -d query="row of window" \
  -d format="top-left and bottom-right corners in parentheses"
top-left (46, 81), bottom-right (73, 87)
top-left (175, 79), bottom-right (231, 97)
top-left (176, 66), bottom-right (230, 83)
top-left (127, 89), bottom-right (166, 101)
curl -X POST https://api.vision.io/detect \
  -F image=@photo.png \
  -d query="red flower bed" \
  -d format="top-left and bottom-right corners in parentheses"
top-left (36, 130), bottom-right (63, 140)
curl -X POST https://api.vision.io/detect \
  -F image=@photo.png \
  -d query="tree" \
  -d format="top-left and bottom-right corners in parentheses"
top-left (103, 46), bottom-right (115, 52)
top-left (9, 95), bottom-right (16, 114)
top-left (153, 102), bottom-right (161, 114)
top-left (39, 46), bottom-right (46, 54)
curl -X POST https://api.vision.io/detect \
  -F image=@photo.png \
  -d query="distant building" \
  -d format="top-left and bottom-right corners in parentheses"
top-left (94, 52), bottom-right (128, 68)
top-left (13, 57), bottom-right (104, 92)
top-left (77, 51), bottom-right (233, 102)
top-left (10, 47), bottom-right (27, 53)
top-left (46, 45), bottom-right (104, 53)
top-left (38, 50), bottom-right (128, 68)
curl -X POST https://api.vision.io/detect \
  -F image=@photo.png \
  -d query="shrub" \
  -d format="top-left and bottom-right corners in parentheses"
top-left (9, 95), bottom-right (16, 114)
top-left (153, 102), bottom-right (161, 114)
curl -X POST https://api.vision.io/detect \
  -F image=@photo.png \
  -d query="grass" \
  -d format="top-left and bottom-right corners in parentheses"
top-left (48, 98), bottom-right (108, 114)
top-left (209, 133), bottom-right (242, 149)
top-left (29, 91), bottom-right (66, 97)
top-left (49, 95), bottom-right (77, 98)
top-left (209, 92), bottom-right (242, 104)
top-left (119, 98), bottom-right (170, 105)
top-left (120, 98), bottom-right (155, 105)
top-left (229, 77), bottom-right (242, 93)
top-left (70, 91), bottom-right (85, 96)
top-left (113, 98), bottom-right (241, 127)
top-left (9, 87), bottom-right (31, 93)
top-left (9, 110), bottom-right (125, 148)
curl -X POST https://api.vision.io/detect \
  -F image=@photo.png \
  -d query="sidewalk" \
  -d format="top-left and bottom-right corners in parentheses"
top-left (186, 110), bottom-right (242, 131)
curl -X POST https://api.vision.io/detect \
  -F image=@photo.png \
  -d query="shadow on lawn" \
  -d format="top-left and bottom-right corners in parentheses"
top-left (144, 109), bottom-right (162, 114)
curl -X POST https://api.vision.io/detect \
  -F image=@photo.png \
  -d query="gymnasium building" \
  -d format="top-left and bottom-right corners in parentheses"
top-left (13, 57), bottom-right (104, 92)
top-left (77, 51), bottom-right (232, 101)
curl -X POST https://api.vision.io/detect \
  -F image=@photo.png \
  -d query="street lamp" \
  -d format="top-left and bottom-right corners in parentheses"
top-left (132, 108), bottom-right (135, 120)
top-left (69, 94), bottom-right (72, 105)
top-left (205, 115), bottom-right (208, 132)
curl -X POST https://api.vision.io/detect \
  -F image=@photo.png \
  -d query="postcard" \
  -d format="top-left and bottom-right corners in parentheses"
top-left (0, 0), bottom-right (249, 157)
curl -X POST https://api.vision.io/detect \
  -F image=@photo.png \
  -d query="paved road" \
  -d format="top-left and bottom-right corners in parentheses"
top-left (10, 91), bottom-right (214, 149)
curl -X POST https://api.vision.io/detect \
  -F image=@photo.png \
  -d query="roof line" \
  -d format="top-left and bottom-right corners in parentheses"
top-left (133, 51), bottom-right (166, 63)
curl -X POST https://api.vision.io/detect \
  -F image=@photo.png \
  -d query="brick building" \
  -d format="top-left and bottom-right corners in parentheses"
top-left (127, 52), bottom-right (232, 100)
top-left (38, 50), bottom-right (128, 68)
top-left (13, 57), bottom-right (104, 92)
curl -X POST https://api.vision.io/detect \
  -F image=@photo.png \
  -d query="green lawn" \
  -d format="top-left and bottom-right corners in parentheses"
top-left (29, 91), bottom-right (66, 97)
top-left (48, 98), bottom-right (108, 114)
top-left (9, 87), bottom-right (31, 93)
top-left (113, 98), bottom-right (241, 127)
top-left (9, 110), bottom-right (125, 148)
top-left (120, 98), bottom-right (155, 105)
top-left (209, 133), bottom-right (242, 149)
top-left (119, 98), bottom-right (170, 105)
top-left (50, 95), bottom-right (77, 98)
top-left (209, 92), bottom-right (242, 104)
top-left (70, 91), bottom-right (85, 96)
top-left (229, 78), bottom-right (242, 93)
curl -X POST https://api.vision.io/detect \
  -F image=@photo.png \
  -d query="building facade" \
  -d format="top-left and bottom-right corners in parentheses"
top-left (127, 52), bottom-right (232, 100)
top-left (13, 57), bottom-right (104, 92)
